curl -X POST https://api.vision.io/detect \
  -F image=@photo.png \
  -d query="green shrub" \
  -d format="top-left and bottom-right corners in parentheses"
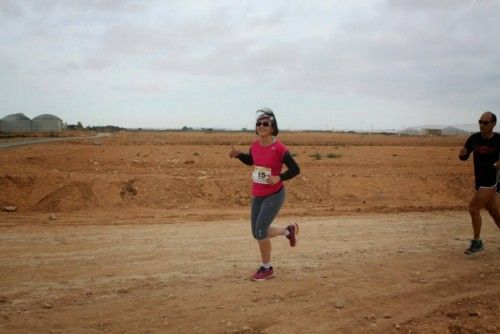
top-left (310, 152), bottom-right (322, 160)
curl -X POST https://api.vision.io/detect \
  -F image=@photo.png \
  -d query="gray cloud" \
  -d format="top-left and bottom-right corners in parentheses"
top-left (0, 0), bottom-right (25, 17)
top-left (1, 0), bottom-right (499, 129)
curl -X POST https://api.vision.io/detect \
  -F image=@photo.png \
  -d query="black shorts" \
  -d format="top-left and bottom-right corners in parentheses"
top-left (474, 182), bottom-right (500, 193)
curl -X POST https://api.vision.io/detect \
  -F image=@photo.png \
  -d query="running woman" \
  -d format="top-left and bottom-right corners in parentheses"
top-left (229, 108), bottom-right (300, 281)
top-left (459, 111), bottom-right (500, 254)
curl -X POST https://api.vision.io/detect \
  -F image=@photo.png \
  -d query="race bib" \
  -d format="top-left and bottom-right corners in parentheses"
top-left (252, 166), bottom-right (271, 184)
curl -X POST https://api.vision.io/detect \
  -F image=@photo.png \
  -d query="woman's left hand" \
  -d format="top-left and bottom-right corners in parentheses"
top-left (267, 175), bottom-right (281, 184)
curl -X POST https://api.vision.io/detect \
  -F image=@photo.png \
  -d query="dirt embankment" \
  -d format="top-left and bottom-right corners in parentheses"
top-left (0, 131), bottom-right (472, 219)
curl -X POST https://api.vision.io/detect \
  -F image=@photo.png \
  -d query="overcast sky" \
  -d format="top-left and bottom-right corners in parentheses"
top-left (1, 0), bottom-right (499, 130)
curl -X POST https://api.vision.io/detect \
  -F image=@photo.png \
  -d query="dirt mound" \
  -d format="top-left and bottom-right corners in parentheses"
top-left (120, 179), bottom-right (138, 199)
top-left (0, 174), bottom-right (37, 209)
top-left (33, 181), bottom-right (99, 212)
top-left (0, 174), bottom-right (36, 188)
top-left (0, 131), bottom-right (474, 214)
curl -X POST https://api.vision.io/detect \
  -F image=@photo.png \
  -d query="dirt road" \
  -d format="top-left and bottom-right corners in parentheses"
top-left (1, 211), bottom-right (498, 333)
top-left (0, 133), bottom-right (111, 149)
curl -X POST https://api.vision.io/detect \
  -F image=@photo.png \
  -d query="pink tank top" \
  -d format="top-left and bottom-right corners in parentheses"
top-left (249, 139), bottom-right (288, 196)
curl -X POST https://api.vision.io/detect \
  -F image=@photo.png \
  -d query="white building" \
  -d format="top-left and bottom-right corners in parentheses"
top-left (32, 114), bottom-right (64, 132)
top-left (1, 113), bottom-right (65, 133)
top-left (0, 113), bottom-right (32, 133)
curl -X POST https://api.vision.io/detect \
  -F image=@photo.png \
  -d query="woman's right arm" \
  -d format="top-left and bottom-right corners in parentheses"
top-left (229, 145), bottom-right (253, 165)
top-left (237, 152), bottom-right (253, 165)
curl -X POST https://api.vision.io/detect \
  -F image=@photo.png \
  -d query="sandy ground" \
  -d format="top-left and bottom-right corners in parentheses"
top-left (0, 131), bottom-right (499, 333)
top-left (0, 212), bottom-right (498, 334)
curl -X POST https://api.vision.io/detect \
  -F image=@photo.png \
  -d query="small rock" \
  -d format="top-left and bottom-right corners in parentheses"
top-left (334, 300), bottom-right (346, 309)
top-left (271, 295), bottom-right (284, 303)
top-left (42, 303), bottom-right (53, 309)
top-left (485, 326), bottom-right (497, 333)
top-left (48, 214), bottom-right (57, 220)
top-left (0, 296), bottom-right (7, 303)
top-left (383, 314), bottom-right (392, 319)
top-left (468, 311), bottom-right (481, 317)
top-left (3, 206), bottom-right (17, 212)
top-left (116, 288), bottom-right (130, 294)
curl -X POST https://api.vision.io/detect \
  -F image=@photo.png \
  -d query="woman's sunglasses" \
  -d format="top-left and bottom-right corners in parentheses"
top-left (478, 120), bottom-right (491, 125)
top-left (256, 121), bottom-right (271, 127)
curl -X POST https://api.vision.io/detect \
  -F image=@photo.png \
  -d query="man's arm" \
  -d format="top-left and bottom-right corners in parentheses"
top-left (459, 146), bottom-right (470, 161)
top-left (459, 136), bottom-right (473, 161)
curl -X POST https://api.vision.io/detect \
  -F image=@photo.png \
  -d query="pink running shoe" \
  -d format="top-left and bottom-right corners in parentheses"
top-left (251, 266), bottom-right (274, 281)
top-left (286, 223), bottom-right (299, 247)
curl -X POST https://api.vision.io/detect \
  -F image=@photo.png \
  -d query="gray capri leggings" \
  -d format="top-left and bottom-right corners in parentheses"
top-left (251, 187), bottom-right (285, 240)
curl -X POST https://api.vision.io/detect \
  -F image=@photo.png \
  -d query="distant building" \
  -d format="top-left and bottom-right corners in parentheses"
top-left (0, 113), bottom-right (64, 133)
top-left (0, 113), bottom-right (32, 133)
top-left (32, 114), bottom-right (64, 132)
top-left (399, 124), bottom-right (474, 136)
top-left (424, 128), bottom-right (442, 136)
top-left (441, 126), bottom-right (470, 136)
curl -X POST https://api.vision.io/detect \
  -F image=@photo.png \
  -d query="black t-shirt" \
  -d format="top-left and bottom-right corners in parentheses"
top-left (461, 132), bottom-right (500, 186)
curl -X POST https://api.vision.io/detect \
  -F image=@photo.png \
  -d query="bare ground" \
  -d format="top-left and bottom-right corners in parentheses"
top-left (0, 211), bottom-right (498, 333)
top-left (0, 131), bottom-right (499, 333)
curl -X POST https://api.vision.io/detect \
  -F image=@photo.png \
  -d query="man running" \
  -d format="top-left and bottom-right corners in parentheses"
top-left (459, 111), bottom-right (500, 254)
